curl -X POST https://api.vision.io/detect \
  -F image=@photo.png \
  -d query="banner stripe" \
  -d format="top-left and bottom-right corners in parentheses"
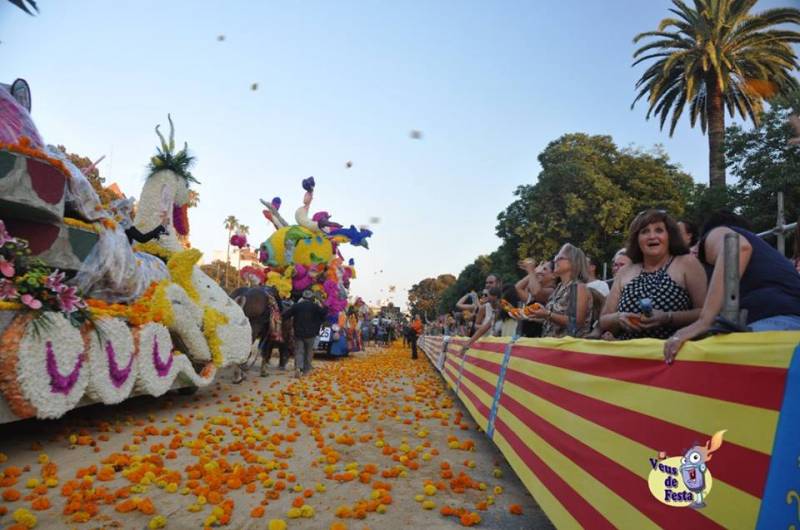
top-left (510, 357), bottom-right (778, 455)
top-left (497, 406), bottom-right (662, 530)
top-left (457, 377), bottom-right (490, 429)
top-left (459, 363), bottom-right (498, 401)
top-left (492, 430), bottom-right (583, 529)
top-left (499, 393), bottom-right (725, 529)
top-left (516, 332), bottom-right (800, 369)
top-left (502, 367), bottom-right (770, 498)
top-left (501, 379), bottom-right (761, 529)
top-left (494, 416), bottom-right (618, 529)
top-left (512, 344), bottom-right (786, 410)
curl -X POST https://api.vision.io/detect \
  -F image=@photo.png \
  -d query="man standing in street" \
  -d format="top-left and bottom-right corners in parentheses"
top-left (282, 290), bottom-right (328, 378)
top-left (409, 314), bottom-right (423, 359)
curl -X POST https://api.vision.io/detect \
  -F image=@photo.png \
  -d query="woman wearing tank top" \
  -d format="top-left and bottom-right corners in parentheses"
top-left (600, 210), bottom-right (707, 340)
top-left (664, 211), bottom-right (800, 363)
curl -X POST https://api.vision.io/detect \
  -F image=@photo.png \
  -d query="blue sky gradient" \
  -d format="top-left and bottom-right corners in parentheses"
top-left (0, 0), bottom-right (793, 308)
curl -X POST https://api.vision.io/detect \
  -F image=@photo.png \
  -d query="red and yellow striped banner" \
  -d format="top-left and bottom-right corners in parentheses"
top-left (419, 332), bottom-right (800, 530)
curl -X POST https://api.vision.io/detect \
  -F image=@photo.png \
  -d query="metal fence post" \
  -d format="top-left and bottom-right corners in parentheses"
top-left (721, 232), bottom-right (742, 325)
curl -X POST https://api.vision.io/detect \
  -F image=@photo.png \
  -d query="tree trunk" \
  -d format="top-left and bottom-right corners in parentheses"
top-left (707, 74), bottom-right (726, 188)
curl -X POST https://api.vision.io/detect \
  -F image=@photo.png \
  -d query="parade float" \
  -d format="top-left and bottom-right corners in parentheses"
top-left (0, 81), bottom-right (250, 422)
top-left (235, 175), bottom-right (372, 356)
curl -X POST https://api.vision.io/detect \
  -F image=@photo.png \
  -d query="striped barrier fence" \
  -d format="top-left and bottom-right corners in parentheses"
top-left (418, 332), bottom-right (800, 530)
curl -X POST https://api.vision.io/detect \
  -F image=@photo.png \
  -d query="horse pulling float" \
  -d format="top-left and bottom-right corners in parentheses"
top-left (0, 80), bottom-right (251, 422)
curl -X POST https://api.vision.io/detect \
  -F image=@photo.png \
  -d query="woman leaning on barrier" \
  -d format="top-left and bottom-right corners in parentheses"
top-left (600, 209), bottom-right (707, 341)
top-left (664, 211), bottom-right (800, 363)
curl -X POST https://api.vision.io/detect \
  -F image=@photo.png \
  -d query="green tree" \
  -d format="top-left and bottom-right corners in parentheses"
top-left (201, 260), bottom-right (240, 292)
top-left (632, 0), bottom-right (800, 188)
top-left (408, 274), bottom-right (456, 320)
top-left (497, 133), bottom-right (693, 268)
top-left (725, 89), bottom-right (800, 238)
top-left (437, 256), bottom-right (495, 315)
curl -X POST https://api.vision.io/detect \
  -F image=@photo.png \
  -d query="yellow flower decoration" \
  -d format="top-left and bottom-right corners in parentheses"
top-left (202, 306), bottom-right (229, 366)
top-left (133, 240), bottom-right (174, 260)
top-left (167, 248), bottom-right (202, 302)
top-left (266, 271), bottom-right (292, 299)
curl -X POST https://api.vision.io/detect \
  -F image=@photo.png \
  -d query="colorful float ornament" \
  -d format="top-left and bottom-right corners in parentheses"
top-left (0, 313), bottom-right (89, 419)
top-left (240, 266), bottom-right (265, 285)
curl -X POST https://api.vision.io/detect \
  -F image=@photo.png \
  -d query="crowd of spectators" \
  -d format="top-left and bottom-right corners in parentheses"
top-left (448, 207), bottom-right (800, 363)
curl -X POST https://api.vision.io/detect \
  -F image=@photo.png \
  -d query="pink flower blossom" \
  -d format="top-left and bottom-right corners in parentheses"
top-left (45, 271), bottom-right (66, 292)
top-left (0, 220), bottom-right (14, 247)
top-left (55, 285), bottom-right (84, 314)
top-left (0, 279), bottom-right (17, 300)
top-left (0, 255), bottom-right (14, 278)
top-left (20, 294), bottom-right (42, 310)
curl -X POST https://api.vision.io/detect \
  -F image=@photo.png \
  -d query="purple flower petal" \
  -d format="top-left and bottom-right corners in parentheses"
top-left (46, 341), bottom-right (84, 394)
top-left (152, 335), bottom-right (173, 377)
top-left (106, 340), bottom-right (134, 388)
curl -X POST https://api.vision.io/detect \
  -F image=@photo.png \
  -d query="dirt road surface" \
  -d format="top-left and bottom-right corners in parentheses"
top-left (0, 344), bottom-right (553, 530)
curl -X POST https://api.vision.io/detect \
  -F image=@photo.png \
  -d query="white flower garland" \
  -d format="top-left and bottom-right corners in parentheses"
top-left (17, 313), bottom-right (90, 419)
top-left (193, 269), bottom-right (250, 366)
top-left (84, 317), bottom-right (138, 405)
top-left (133, 322), bottom-right (177, 397)
top-left (165, 283), bottom-right (211, 362)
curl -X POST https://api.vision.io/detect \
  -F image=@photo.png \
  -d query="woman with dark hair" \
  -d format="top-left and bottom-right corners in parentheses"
top-left (499, 284), bottom-right (521, 337)
top-left (677, 220), bottom-right (698, 247)
top-left (664, 211), bottom-right (800, 363)
top-left (600, 209), bottom-right (707, 340)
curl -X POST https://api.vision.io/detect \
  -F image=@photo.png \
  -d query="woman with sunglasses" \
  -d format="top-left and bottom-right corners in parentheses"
top-left (527, 243), bottom-right (593, 337)
top-left (600, 209), bottom-right (707, 339)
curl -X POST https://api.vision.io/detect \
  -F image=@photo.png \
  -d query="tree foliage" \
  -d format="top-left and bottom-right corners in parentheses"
top-left (496, 133), bottom-right (693, 266)
top-left (407, 274), bottom-right (456, 320)
top-left (632, 0), bottom-right (800, 187)
top-left (200, 260), bottom-right (241, 292)
top-left (724, 90), bottom-right (800, 233)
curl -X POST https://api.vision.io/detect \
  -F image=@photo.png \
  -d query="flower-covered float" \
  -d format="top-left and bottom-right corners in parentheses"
top-left (0, 82), bottom-right (250, 421)
top-left (235, 176), bottom-right (372, 356)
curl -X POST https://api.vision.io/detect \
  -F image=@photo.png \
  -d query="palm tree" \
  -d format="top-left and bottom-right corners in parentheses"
top-left (223, 215), bottom-right (239, 290)
top-left (632, 0), bottom-right (800, 188)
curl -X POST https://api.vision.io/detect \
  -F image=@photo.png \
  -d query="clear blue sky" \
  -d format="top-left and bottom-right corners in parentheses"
top-left (0, 0), bottom-right (794, 309)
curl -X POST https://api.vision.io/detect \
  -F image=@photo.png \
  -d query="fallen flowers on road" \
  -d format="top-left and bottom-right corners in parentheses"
top-left (0, 343), bottom-right (535, 528)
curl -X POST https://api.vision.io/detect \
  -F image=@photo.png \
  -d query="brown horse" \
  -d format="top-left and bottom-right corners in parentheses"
top-left (230, 286), bottom-right (284, 382)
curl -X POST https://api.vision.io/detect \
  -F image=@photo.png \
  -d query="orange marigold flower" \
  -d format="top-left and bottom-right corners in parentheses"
top-left (31, 496), bottom-right (51, 510)
top-left (114, 499), bottom-right (137, 513)
top-left (2, 488), bottom-right (21, 502)
top-left (250, 506), bottom-right (265, 518)
top-left (509, 504), bottom-right (523, 515)
top-left (138, 498), bottom-right (155, 515)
